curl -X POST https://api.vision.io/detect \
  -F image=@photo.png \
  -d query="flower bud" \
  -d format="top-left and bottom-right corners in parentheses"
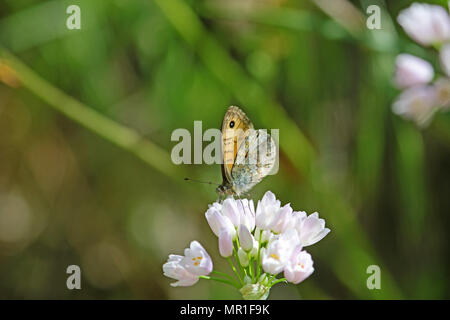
top-left (239, 224), bottom-right (254, 251)
top-left (238, 247), bottom-right (249, 267)
top-left (249, 238), bottom-right (259, 258)
top-left (394, 54), bottom-right (434, 89)
top-left (219, 228), bottom-right (233, 258)
top-left (440, 44), bottom-right (450, 77)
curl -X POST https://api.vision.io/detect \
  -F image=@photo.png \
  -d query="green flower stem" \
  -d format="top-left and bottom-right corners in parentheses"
top-left (247, 253), bottom-right (254, 282)
top-left (269, 277), bottom-right (287, 287)
top-left (267, 274), bottom-right (277, 284)
top-left (233, 245), bottom-right (247, 278)
top-left (199, 275), bottom-right (240, 289)
top-left (256, 229), bottom-right (262, 278)
top-left (211, 270), bottom-right (239, 284)
top-left (260, 273), bottom-right (268, 282)
top-left (227, 257), bottom-right (243, 285)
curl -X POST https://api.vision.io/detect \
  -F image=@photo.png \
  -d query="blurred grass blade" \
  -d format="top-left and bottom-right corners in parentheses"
top-left (0, 47), bottom-right (184, 181)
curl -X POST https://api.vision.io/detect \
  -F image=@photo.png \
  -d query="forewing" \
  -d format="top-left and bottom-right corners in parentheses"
top-left (221, 106), bottom-right (254, 183)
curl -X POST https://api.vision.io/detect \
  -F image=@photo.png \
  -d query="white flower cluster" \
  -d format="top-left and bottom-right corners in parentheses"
top-left (393, 2), bottom-right (450, 127)
top-left (163, 191), bottom-right (330, 299)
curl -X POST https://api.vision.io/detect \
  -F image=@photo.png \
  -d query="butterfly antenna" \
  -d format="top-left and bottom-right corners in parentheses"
top-left (184, 178), bottom-right (220, 186)
top-left (237, 194), bottom-right (253, 214)
top-left (237, 195), bottom-right (245, 210)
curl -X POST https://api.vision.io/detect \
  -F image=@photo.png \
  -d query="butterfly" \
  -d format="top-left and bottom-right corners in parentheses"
top-left (216, 106), bottom-right (277, 197)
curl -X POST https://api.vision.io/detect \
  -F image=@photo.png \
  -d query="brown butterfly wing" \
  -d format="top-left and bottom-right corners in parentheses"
top-left (220, 106), bottom-right (254, 186)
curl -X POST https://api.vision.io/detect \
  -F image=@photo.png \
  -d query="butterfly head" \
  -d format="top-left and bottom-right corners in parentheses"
top-left (216, 183), bottom-right (235, 197)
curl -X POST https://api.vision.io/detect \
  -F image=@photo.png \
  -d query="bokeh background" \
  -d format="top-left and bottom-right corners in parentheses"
top-left (0, 0), bottom-right (449, 299)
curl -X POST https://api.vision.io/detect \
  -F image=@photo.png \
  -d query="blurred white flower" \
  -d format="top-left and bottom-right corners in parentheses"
top-left (392, 85), bottom-right (437, 126)
top-left (261, 229), bottom-right (299, 275)
top-left (434, 77), bottom-right (450, 109)
top-left (239, 224), bottom-right (254, 252)
top-left (397, 3), bottom-right (450, 46)
top-left (294, 212), bottom-right (331, 247)
top-left (219, 228), bottom-right (234, 258)
top-left (284, 246), bottom-right (314, 284)
top-left (181, 241), bottom-right (213, 276)
top-left (162, 254), bottom-right (199, 287)
top-left (394, 54), bottom-right (434, 88)
top-left (255, 191), bottom-right (281, 230)
top-left (440, 44), bottom-right (450, 77)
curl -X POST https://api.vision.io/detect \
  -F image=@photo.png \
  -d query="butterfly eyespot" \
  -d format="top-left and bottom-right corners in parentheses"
top-left (229, 121), bottom-right (235, 128)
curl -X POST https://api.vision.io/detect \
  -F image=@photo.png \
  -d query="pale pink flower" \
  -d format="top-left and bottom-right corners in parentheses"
top-left (267, 203), bottom-right (294, 234)
top-left (434, 78), bottom-right (450, 109)
top-left (255, 191), bottom-right (281, 230)
top-left (181, 241), bottom-right (213, 276)
top-left (206, 197), bottom-right (256, 239)
top-left (221, 198), bottom-right (241, 227)
top-left (261, 229), bottom-right (299, 275)
top-left (294, 212), bottom-right (331, 247)
top-left (394, 54), bottom-right (434, 88)
top-left (236, 199), bottom-right (256, 232)
top-left (392, 85), bottom-right (437, 126)
top-left (397, 3), bottom-right (450, 46)
top-left (163, 254), bottom-right (199, 287)
top-left (284, 246), bottom-right (314, 284)
top-left (255, 191), bottom-right (295, 234)
top-left (205, 203), bottom-right (236, 239)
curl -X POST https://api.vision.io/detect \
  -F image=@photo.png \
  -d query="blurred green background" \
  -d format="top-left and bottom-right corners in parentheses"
top-left (0, 0), bottom-right (449, 299)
